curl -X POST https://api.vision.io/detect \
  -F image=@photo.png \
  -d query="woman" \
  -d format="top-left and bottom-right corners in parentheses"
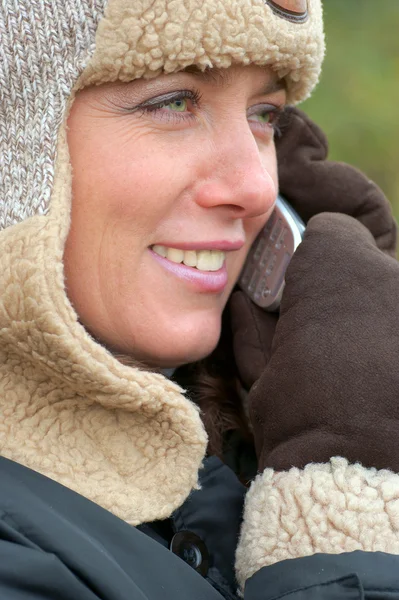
top-left (1, 1), bottom-right (399, 598)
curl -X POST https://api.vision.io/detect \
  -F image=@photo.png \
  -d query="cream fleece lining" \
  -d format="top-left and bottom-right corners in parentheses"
top-left (78, 0), bottom-right (325, 105)
top-left (0, 123), bottom-right (207, 526)
top-left (235, 458), bottom-right (399, 589)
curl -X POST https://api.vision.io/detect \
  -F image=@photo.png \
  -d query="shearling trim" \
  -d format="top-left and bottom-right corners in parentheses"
top-left (0, 123), bottom-right (207, 526)
top-left (235, 458), bottom-right (399, 591)
top-left (78, 0), bottom-right (325, 104)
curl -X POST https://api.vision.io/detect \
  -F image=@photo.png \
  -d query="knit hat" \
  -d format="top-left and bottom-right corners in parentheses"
top-left (0, 0), bottom-right (324, 230)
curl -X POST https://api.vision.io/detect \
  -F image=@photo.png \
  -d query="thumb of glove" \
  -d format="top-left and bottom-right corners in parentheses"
top-left (229, 290), bottom-right (278, 390)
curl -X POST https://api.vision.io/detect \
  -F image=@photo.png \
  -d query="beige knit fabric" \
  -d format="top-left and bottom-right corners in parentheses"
top-left (0, 0), bottom-right (107, 230)
top-left (235, 458), bottom-right (399, 590)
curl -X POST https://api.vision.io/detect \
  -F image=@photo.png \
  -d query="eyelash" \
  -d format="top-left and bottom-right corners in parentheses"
top-left (133, 90), bottom-right (202, 124)
top-left (133, 89), bottom-right (284, 133)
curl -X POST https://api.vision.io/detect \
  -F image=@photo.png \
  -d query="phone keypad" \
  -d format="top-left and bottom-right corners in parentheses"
top-left (253, 237), bottom-right (266, 262)
top-left (239, 218), bottom-right (291, 309)
top-left (260, 247), bottom-right (272, 269)
top-left (275, 228), bottom-right (287, 250)
top-left (238, 196), bottom-right (304, 310)
top-left (270, 219), bottom-right (283, 242)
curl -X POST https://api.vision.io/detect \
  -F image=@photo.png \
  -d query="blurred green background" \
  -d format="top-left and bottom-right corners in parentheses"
top-left (302, 0), bottom-right (399, 221)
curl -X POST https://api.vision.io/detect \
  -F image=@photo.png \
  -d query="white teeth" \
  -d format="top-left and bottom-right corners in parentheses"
top-left (152, 245), bottom-right (225, 272)
top-left (166, 248), bottom-right (184, 264)
top-left (152, 244), bottom-right (167, 258)
top-left (183, 250), bottom-right (197, 267)
top-left (197, 250), bottom-right (220, 272)
top-left (212, 250), bottom-right (225, 271)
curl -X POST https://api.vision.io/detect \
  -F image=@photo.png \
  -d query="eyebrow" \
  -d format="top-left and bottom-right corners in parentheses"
top-left (181, 65), bottom-right (286, 95)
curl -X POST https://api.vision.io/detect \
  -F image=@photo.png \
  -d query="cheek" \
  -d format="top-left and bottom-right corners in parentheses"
top-left (67, 137), bottom-right (186, 250)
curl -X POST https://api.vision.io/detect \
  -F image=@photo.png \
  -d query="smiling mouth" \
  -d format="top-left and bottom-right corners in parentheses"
top-left (151, 245), bottom-right (226, 272)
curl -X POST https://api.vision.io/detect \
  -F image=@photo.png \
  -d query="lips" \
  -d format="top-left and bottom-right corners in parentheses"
top-left (149, 247), bottom-right (229, 293)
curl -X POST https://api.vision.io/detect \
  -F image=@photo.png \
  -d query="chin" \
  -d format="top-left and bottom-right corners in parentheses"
top-left (115, 312), bottom-right (223, 370)
top-left (145, 333), bottom-right (221, 369)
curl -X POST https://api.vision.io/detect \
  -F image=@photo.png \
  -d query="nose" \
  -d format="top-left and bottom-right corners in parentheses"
top-left (195, 122), bottom-right (277, 220)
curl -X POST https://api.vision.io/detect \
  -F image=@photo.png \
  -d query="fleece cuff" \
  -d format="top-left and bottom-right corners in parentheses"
top-left (235, 457), bottom-right (399, 590)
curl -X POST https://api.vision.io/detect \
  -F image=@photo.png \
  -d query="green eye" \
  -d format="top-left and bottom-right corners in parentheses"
top-left (250, 112), bottom-right (272, 124)
top-left (258, 112), bottom-right (272, 124)
top-left (166, 98), bottom-right (188, 112)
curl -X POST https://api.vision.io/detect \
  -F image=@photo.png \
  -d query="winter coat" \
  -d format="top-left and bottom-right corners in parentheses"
top-left (2, 453), bottom-right (399, 600)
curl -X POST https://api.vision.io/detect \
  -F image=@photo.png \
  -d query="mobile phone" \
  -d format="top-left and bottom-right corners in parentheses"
top-left (238, 195), bottom-right (305, 311)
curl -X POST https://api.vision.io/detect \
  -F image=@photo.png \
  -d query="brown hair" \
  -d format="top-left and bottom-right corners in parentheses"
top-left (174, 311), bottom-right (252, 458)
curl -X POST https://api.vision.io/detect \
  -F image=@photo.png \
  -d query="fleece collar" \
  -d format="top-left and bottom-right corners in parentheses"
top-left (0, 126), bottom-right (207, 525)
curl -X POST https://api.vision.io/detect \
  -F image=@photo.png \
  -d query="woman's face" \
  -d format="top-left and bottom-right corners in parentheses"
top-left (64, 64), bottom-right (286, 367)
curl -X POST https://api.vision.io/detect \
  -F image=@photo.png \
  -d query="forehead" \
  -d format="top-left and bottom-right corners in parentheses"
top-left (181, 65), bottom-right (285, 92)
top-left (75, 65), bottom-right (286, 111)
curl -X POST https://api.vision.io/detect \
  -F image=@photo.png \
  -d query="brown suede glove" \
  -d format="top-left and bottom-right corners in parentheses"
top-left (229, 109), bottom-right (399, 473)
top-left (277, 107), bottom-right (397, 257)
top-left (230, 108), bottom-right (397, 391)
top-left (238, 213), bottom-right (399, 473)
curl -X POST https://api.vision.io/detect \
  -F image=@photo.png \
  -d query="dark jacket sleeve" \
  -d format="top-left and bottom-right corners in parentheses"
top-left (245, 551), bottom-right (399, 600)
top-left (2, 457), bottom-right (399, 600)
top-left (0, 540), bottom-right (102, 600)
top-left (0, 458), bottom-right (226, 600)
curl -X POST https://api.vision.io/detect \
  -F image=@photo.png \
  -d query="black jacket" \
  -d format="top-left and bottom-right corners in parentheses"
top-left (1, 455), bottom-right (399, 600)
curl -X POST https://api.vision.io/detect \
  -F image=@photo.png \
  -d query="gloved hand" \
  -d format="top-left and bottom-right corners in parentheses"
top-left (276, 107), bottom-right (397, 257)
top-left (233, 213), bottom-right (399, 473)
top-left (230, 107), bottom-right (397, 393)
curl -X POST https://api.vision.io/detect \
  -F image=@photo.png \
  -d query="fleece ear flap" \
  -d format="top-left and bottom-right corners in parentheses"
top-left (0, 123), bottom-right (208, 528)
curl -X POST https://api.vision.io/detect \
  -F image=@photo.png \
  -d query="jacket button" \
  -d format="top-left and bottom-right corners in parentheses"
top-left (170, 531), bottom-right (209, 577)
